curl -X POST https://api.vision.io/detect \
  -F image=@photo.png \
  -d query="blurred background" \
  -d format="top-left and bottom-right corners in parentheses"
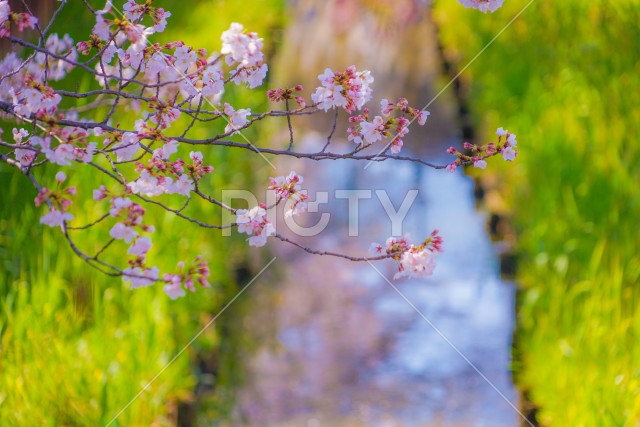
top-left (1, 0), bottom-right (639, 426)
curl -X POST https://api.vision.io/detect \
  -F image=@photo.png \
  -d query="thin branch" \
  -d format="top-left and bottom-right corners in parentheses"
top-left (274, 234), bottom-right (394, 262)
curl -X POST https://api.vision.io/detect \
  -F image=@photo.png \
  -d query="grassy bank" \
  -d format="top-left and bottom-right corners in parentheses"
top-left (0, 1), bottom-right (284, 425)
top-left (435, 0), bottom-right (640, 425)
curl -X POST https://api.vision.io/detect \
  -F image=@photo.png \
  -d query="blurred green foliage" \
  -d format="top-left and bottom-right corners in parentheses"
top-left (0, 0), bottom-right (285, 425)
top-left (435, 0), bottom-right (640, 425)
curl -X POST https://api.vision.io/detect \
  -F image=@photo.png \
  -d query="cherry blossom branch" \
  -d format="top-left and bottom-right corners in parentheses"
top-left (0, 0), bottom-right (515, 299)
top-left (274, 233), bottom-right (393, 262)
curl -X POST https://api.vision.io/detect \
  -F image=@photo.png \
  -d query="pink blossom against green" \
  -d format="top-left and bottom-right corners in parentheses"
top-left (457, 0), bottom-right (505, 13)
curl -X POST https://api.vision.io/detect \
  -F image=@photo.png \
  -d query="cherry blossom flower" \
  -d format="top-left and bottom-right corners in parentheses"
top-left (128, 170), bottom-right (167, 197)
top-left (394, 248), bottom-right (437, 279)
top-left (123, 0), bottom-right (143, 21)
top-left (122, 22), bottom-right (154, 45)
top-left (119, 44), bottom-right (145, 70)
top-left (247, 223), bottom-right (275, 247)
top-left (0, 1), bottom-right (9, 24)
top-left (457, 0), bottom-right (504, 13)
top-left (112, 132), bottom-right (140, 161)
top-left (92, 15), bottom-right (111, 41)
top-left (190, 151), bottom-right (203, 163)
top-left (128, 237), bottom-right (152, 256)
top-left (149, 102), bottom-right (180, 129)
top-left (93, 185), bottom-right (108, 201)
top-left (163, 275), bottom-right (186, 299)
top-left (360, 116), bottom-right (385, 144)
top-left (268, 171), bottom-right (308, 218)
top-left (102, 43), bottom-right (119, 66)
top-left (312, 82), bottom-right (347, 111)
top-left (201, 63), bottom-right (225, 98)
top-left (166, 174), bottom-right (194, 196)
top-left (44, 143), bottom-right (75, 166)
top-left (146, 51), bottom-right (169, 75)
top-left (348, 98), bottom-right (426, 153)
top-left (417, 110), bottom-right (430, 126)
top-left (371, 231), bottom-right (443, 280)
top-left (153, 139), bottom-right (179, 160)
top-left (390, 138), bottom-right (404, 154)
top-left (14, 83), bottom-right (62, 116)
top-left (109, 197), bottom-right (133, 217)
top-left (30, 34), bottom-right (77, 81)
top-left (221, 23), bottom-right (265, 68)
top-left (232, 62), bottom-right (268, 89)
top-left (380, 99), bottom-right (394, 117)
top-left (76, 142), bottom-right (97, 163)
top-left (110, 222), bottom-right (137, 243)
top-left (40, 209), bottom-right (73, 227)
top-left (224, 103), bottom-right (251, 134)
top-left (12, 128), bottom-right (37, 165)
top-left (311, 66), bottom-right (373, 113)
top-left (236, 204), bottom-right (275, 247)
top-left (152, 8), bottom-right (171, 33)
top-left (12, 128), bottom-right (28, 143)
top-left (502, 146), bottom-right (517, 161)
top-left (236, 205), bottom-right (266, 233)
top-left (14, 145), bottom-right (36, 166)
top-left (0, 2), bottom-right (37, 38)
top-left (174, 45), bottom-right (197, 70)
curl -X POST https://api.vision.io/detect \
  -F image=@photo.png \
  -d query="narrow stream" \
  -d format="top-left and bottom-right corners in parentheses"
top-left (232, 2), bottom-right (519, 425)
top-left (235, 143), bottom-right (518, 426)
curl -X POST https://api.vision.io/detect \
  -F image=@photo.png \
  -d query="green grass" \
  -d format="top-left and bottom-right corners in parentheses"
top-left (435, 0), bottom-right (640, 425)
top-left (0, 1), bottom-right (285, 425)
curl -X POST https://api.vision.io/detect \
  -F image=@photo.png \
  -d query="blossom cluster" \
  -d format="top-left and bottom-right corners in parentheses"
top-left (445, 127), bottom-right (518, 172)
top-left (268, 171), bottom-right (308, 218)
top-left (236, 204), bottom-right (276, 247)
top-left (95, 186), bottom-right (211, 298)
top-left (348, 98), bottom-right (430, 154)
top-left (162, 257), bottom-right (211, 300)
top-left (370, 230), bottom-right (444, 280)
top-left (0, 33), bottom-right (97, 169)
top-left (457, 0), bottom-right (505, 13)
top-left (223, 103), bottom-right (252, 134)
top-left (35, 172), bottom-right (76, 227)
top-left (311, 66), bottom-right (373, 113)
top-left (93, 187), bottom-right (158, 289)
top-left (0, 0), bottom-right (38, 38)
top-left (127, 149), bottom-right (212, 198)
top-left (83, 7), bottom-right (267, 101)
top-left (221, 22), bottom-right (269, 88)
top-left (235, 171), bottom-right (308, 247)
top-left (0, 22), bottom-right (75, 116)
top-left (267, 85), bottom-right (306, 107)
